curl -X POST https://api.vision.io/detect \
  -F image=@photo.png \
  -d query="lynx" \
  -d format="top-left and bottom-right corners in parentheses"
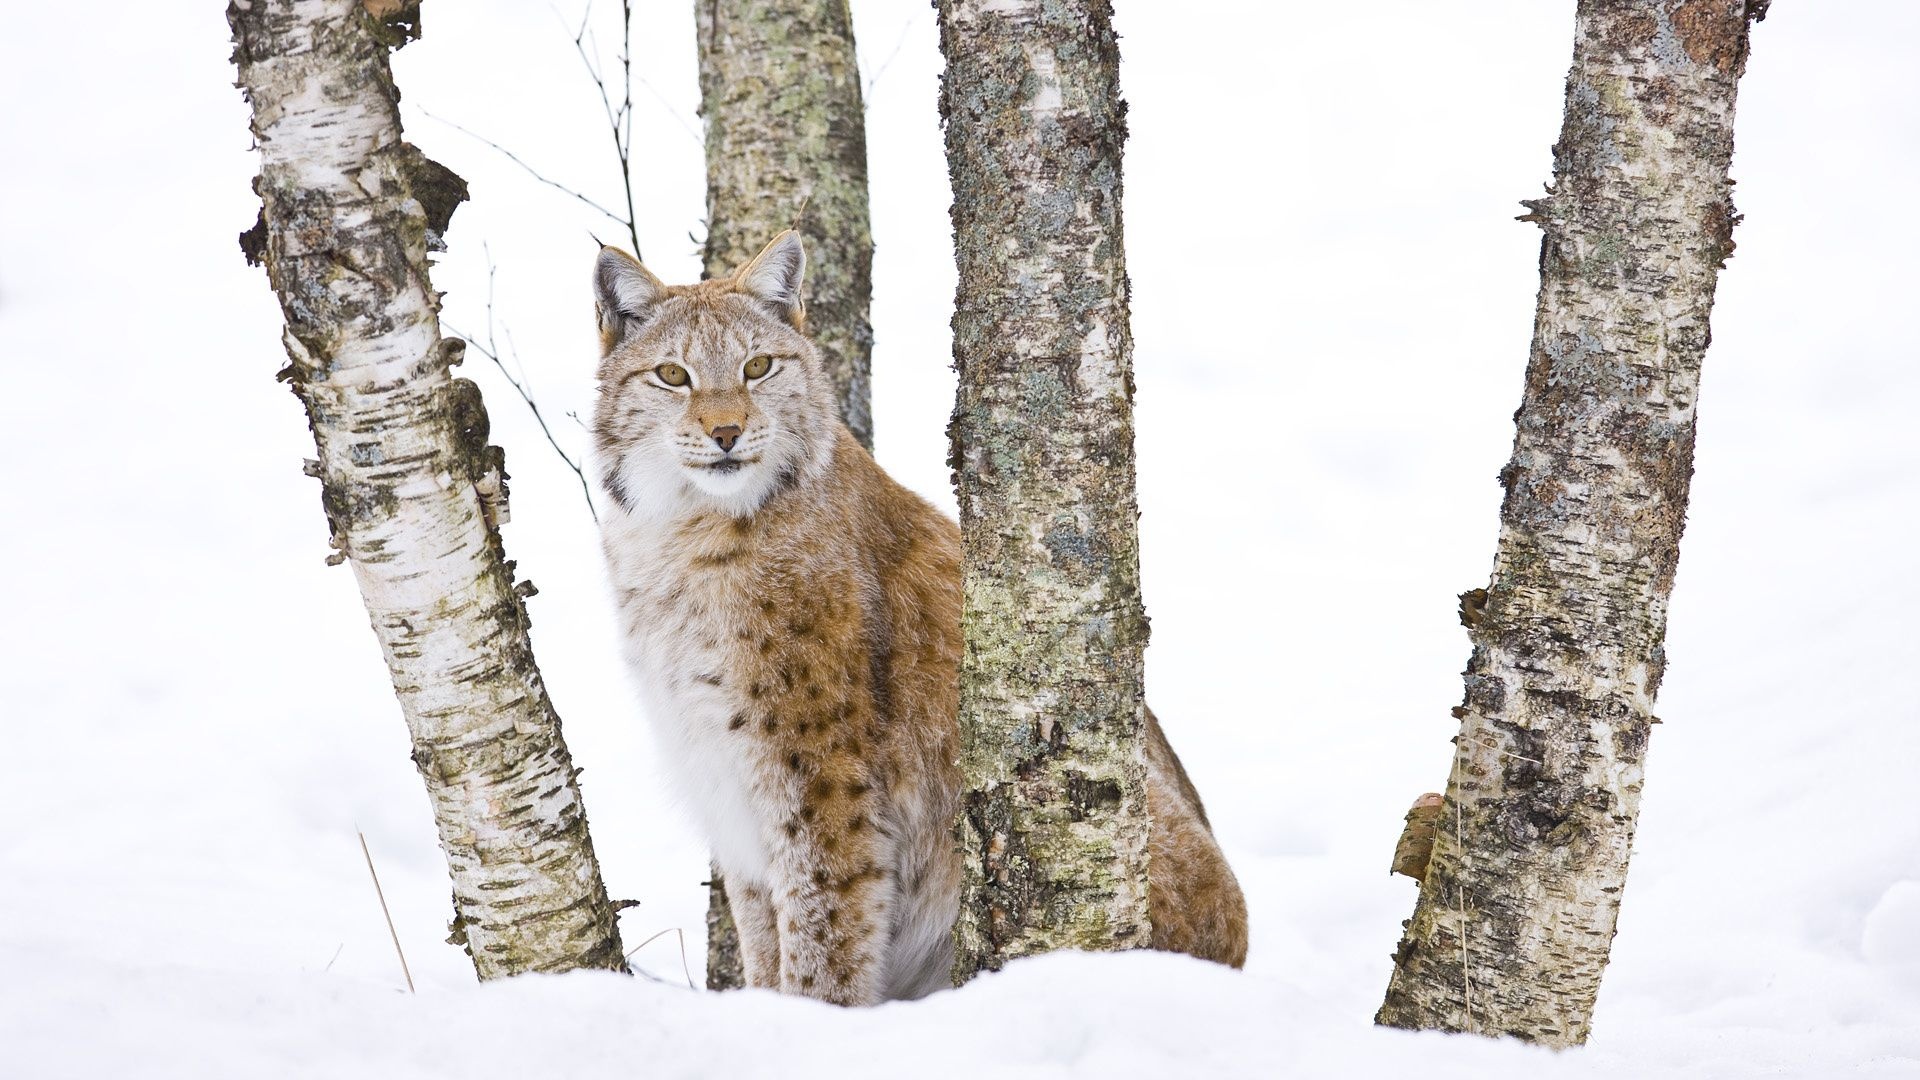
top-left (591, 231), bottom-right (1247, 1005)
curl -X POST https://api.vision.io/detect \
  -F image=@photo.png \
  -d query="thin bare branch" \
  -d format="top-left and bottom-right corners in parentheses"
top-left (421, 108), bottom-right (633, 234)
top-left (864, 11), bottom-right (925, 102)
top-left (636, 73), bottom-right (704, 146)
top-left (556, 0), bottom-right (643, 256)
top-left (447, 254), bottom-right (599, 523)
top-left (620, 0), bottom-right (634, 162)
top-left (616, 0), bottom-right (638, 256)
top-left (572, 0), bottom-right (593, 47)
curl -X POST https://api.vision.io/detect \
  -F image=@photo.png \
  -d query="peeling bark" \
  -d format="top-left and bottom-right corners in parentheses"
top-left (1376, 0), bottom-right (1765, 1046)
top-left (230, 0), bottom-right (626, 979)
top-left (697, 0), bottom-right (874, 448)
top-left (1391, 793), bottom-right (1446, 882)
top-left (937, 0), bottom-right (1151, 979)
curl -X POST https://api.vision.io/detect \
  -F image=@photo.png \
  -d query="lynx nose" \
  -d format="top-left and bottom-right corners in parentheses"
top-left (710, 424), bottom-right (744, 452)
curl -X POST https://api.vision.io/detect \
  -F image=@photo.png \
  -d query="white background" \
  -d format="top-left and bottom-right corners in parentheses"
top-left (2, 2), bottom-right (1915, 1076)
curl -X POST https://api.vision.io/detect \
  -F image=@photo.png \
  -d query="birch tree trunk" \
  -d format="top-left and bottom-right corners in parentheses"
top-left (693, 0), bottom-right (874, 991)
top-left (1377, 0), bottom-right (1766, 1046)
top-left (230, 0), bottom-right (627, 979)
top-left (938, 0), bottom-right (1151, 979)
top-left (697, 0), bottom-right (874, 448)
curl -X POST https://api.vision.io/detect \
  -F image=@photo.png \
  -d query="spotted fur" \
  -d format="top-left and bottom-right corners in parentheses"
top-left (593, 232), bottom-right (1247, 1005)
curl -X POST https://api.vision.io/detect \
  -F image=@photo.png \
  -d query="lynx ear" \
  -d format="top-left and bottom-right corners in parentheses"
top-left (593, 246), bottom-right (667, 354)
top-left (734, 230), bottom-right (807, 327)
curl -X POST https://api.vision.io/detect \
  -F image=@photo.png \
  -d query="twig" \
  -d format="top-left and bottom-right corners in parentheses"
top-left (552, 0), bottom-right (697, 146)
top-left (863, 11), bottom-right (924, 102)
top-left (555, 0), bottom-right (644, 258)
top-left (617, 0), bottom-right (636, 255)
top-left (358, 830), bottom-right (416, 994)
top-left (624, 926), bottom-right (698, 991)
top-left (447, 253), bottom-right (599, 523)
top-left (636, 73), bottom-right (705, 147)
top-left (420, 108), bottom-right (633, 235)
top-left (426, 1), bottom-right (645, 524)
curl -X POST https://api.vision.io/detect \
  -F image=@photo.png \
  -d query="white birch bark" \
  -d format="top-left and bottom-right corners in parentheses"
top-left (1377, 0), bottom-right (1767, 1046)
top-left (229, 0), bottom-right (627, 978)
top-left (937, 0), bottom-right (1152, 978)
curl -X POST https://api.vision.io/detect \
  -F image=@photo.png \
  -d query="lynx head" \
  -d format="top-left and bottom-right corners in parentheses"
top-left (591, 231), bottom-right (838, 520)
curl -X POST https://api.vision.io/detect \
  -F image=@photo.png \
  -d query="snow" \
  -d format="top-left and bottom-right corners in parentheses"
top-left (3, 1), bottom-right (1917, 1077)
top-left (1866, 884), bottom-right (1920, 984)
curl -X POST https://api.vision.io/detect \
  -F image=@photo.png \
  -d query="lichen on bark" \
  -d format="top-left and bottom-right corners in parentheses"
top-left (1376, 0), bottom-right (1766, 1047)
top-left (229, 0), bottom-right (626, 979)
top-left (937, 0), bottom-right (1151, 978)
top-left (703, 864), bottom-right (742, 990)
top-left (696, 0), bottom-right (874, 448)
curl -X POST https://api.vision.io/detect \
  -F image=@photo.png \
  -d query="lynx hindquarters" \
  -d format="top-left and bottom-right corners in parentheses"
top-left (592, 231), bottom-right (1247, 1004)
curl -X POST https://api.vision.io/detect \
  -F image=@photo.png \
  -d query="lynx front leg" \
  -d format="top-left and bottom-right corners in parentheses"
top-left (767, 771), bottom-right (896, 1005)
top-left (725, 877), bottom-right (782, 989)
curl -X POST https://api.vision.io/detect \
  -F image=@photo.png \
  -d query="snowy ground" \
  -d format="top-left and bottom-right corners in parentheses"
top-left (3, 1), bottom-right (1917, 1077)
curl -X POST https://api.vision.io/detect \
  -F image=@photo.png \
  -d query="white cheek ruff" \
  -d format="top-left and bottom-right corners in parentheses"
top-left (595, 444), bottom-right (693, 524)
top-left (683, 457), bottom-right (785, 515)
top-left (599, 406), bottom-right (812, 519)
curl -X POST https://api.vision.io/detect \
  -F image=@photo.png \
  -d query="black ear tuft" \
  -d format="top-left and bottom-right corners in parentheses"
top-left (593, 247), bottom-right (666, 353)
top-left (735, 230), bottom-right (806, 325)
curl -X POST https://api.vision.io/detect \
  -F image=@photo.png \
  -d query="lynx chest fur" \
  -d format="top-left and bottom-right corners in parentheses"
top-left (601, 473), bottom-right (963, 1004)
top-left (592, 231), bottom-right (1246, 1007)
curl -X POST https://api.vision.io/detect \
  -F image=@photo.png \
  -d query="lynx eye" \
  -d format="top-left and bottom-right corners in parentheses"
top-left (743, 355), bottom-right (772, 381)
top-left (654, 363), bottom-right (690, 387)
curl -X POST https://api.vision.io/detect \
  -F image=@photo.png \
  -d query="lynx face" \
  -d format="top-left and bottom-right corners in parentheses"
top-left (591, 232), bottom-right (838, 520)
